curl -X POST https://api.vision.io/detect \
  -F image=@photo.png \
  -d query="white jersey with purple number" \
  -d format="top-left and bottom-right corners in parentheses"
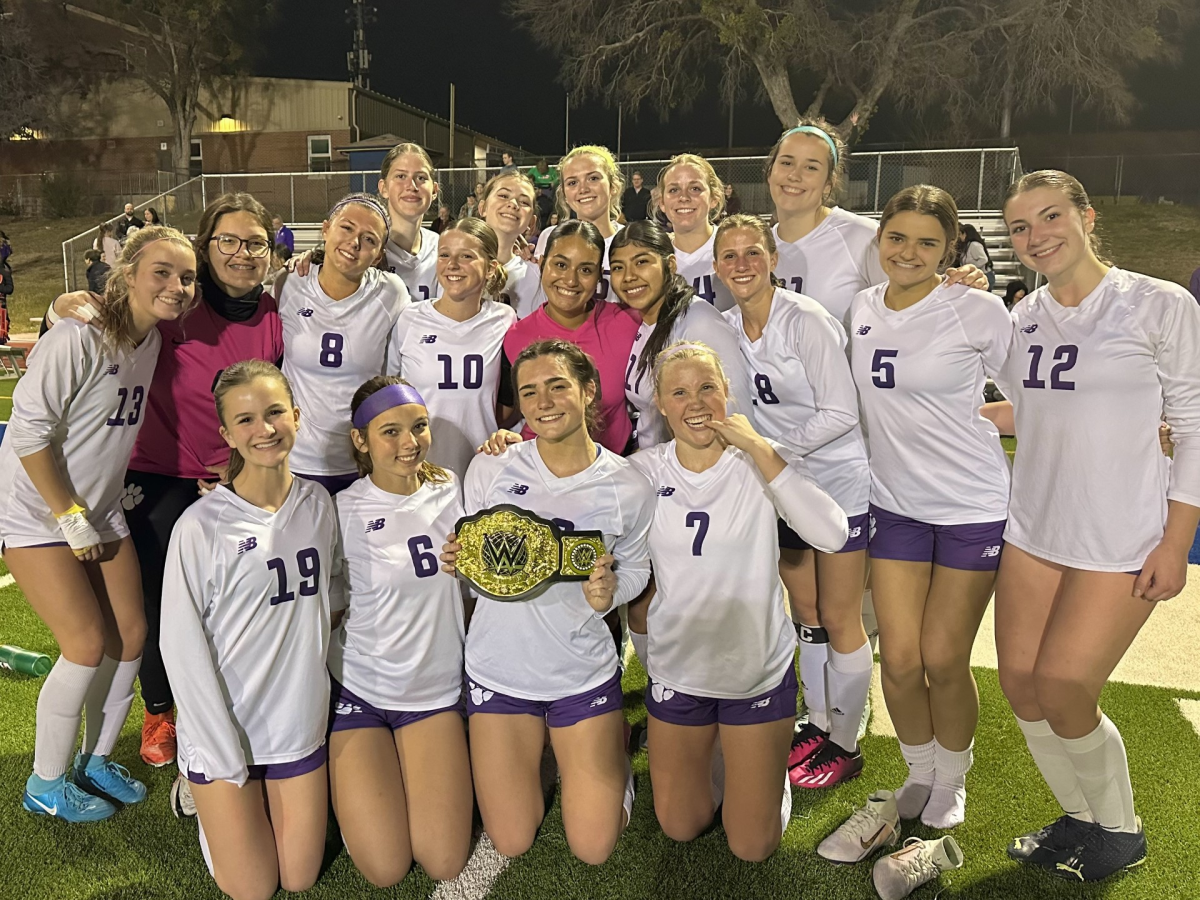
top-left (724, 288), bottom-right (870, 516)
top-left (673, 229), bottom-right (735, 312)
top-left (0, 319), bottom-right (160, 547)
top-left (773, 208), bottom-right (886, 327)
top-left (624, 299), bottom-right (750, 449)
top-left (161, 479), bottom-right (341, 786)
top-left (495, 255), bottom-right (545, 320)
top-left (385, 226), bottom-right (440, 301)
top-left (849, 282), bottom-right (1012, 524)
top-left (462, 441), bottom-right (654, 701)
top-left (277, 266), bottom-right (411, 476)
top-left (595, 228), bottom-right (623, 303)
top-left (387, 299), bottom-right (516, 479)
top-left (630, 440), bottom-right (847, 698)
top-left (1003, 268), bottom-right (1200, 571)
top-left (330, 474), bottom-right (465, 712)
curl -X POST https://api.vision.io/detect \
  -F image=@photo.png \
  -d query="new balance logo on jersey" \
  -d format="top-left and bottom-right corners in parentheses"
top-left (419, 334), bottom-right (438, 344)
top-left (656, 487), bottom-right (676, 497)
top-left (1020, 323), bottom-right (1038, 333)
top-left (848, 526), bottom-right (862, 539)
top-left (855, 325), bottom-right (871, 335)
top-left (589, 696), bottom-right (609, 708)
top-left (237, 537), bottom-right (258, 554)
top-left (506, 483), bottom-right (529, 495)
top-left (981, 545), bottom-right (1001, 558)
top-left (105, 364), bottom-right (120, 375)
top-left (365, 518), bottom-right (386, 533)
top-left (749, 698), bottom-right (772, 710)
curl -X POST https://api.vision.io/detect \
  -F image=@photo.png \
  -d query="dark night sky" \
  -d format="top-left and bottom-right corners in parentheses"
top-left (257, 0), bottom-right (1200, 157)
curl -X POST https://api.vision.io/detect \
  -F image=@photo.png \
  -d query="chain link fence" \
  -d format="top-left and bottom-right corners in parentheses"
top-left (0, 171), bottom-right (185, 219)
top-left (1021, 154), bottom-right (1200, 206)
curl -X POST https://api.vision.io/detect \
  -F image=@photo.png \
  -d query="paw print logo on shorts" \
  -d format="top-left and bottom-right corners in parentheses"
top-left (120, 483), bottom-right (144, 510)
top-left (650, 681), bottom-right (675, 703)
top-left (468, 681), bottom-right (495, 706)
top-left (334, 702), bottom-right (362, 716)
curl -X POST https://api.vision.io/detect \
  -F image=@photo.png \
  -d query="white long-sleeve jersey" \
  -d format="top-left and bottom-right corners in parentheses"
top-left (0, 319), bottom-right (160, 546)
top-left (773, 208), bottom-right (886, 327)
top-left (387, 299), bottom-right (516, 479)
top-left (277, 266), bottom-right (411, 476)
top-left (385, 227), bottom-right (440, 301)
top-left (674, 230), bottom-right (736, 313)
top-left (849, 282), bottom-right (1013, 524)
top-left (161, 479), bottom-right (341, 786)
top-left (495, 255), bottom-right (545, 320)
top-left (724, 289), bottom-right (870, 516)
top-left (330, 474), bottom-right (466, 711)
top-left (1003, 268), bottom-right (1200, 571)
top-left (462, 441), bottom-right (654, 701)
top-left (629, 440), bottom-right (847, 698)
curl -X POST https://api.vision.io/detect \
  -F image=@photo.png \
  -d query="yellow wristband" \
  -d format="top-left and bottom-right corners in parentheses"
top-left (55, 504), bottom-right (86, 519)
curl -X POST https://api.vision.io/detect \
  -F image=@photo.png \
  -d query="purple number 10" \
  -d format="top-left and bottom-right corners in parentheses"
top-left (1023, 344), bottom-right (1078, 391)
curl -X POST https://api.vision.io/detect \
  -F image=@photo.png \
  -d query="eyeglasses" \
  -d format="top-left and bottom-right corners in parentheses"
top-left (210, 234), bottom-right (271, 258)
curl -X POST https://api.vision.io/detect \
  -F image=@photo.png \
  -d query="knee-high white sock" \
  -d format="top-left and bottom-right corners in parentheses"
top-left (826, 642), bottom-right (872, 753)
top-left (896, 739), bottom-right (936, 820)
top-left (1060, 715), bottom-right (1137, 833)
top-left (797, 626), bottom-right (830, 732)
top-left (1015, 716), bottom-right (1093, 823)
top-left (33, 657), bottom-right (99, 780)
top-left (922, 739), bottom-right (973, 829)
top-left (82, 656), bottom-right (141, 759)
top-left (629, 630), bottom-right (649, 669)
top-left (197, 816), bottom-right (216, 877)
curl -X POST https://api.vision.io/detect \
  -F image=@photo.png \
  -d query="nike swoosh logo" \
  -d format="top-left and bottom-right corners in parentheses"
top-left (28, 795), bottom-right (58, 815)
top-left (860, 824), bottom-right (890, 850)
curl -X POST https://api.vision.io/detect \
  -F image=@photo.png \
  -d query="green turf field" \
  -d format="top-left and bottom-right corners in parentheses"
top-left (2, 555), bottom-right (1198, 900)
top-left (2, 377), bottom-right (16, 420)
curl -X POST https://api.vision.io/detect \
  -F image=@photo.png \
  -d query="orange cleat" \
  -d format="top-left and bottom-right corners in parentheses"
top-left (140, 709), bottom-right (177, 767)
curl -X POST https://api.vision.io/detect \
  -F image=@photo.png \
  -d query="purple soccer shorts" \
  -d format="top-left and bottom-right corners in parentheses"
top-left (329, 678), bottom-right (464, 733)
top-left (465, 670), bottom-right (623, 728)
top-left (644, 665), bottom-right (798, 727)
top-left (868, 504), bottom-right (1006, 571)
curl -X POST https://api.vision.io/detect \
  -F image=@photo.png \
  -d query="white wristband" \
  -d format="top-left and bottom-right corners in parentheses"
top-left (56, 510), bottom-right (102, 551)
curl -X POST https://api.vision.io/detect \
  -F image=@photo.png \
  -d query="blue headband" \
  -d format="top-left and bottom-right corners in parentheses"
top-left (352, 384), bottom-right (426, 429)
top-left (782, 126), bottom-right (839, 167)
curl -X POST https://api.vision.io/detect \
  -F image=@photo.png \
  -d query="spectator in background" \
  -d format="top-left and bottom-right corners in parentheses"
top-left (723, 183), bottom-right (743, 217)
top-left (0, 230), bottom-right (11, 265)
top-left (527, 158), bottom-right (559, 191)
top-left (0, 253), bottom-right (11, 344)
top-left (499, 151), bottom-right (519, 176)
top-left (1003, 279), bottom-right (1029, 309)
top-left (84, 248), bottom-right (111, 294)
top-left (956, 223), bottom-right (995, 289)
top-left (1190, 265), bottom-right (1200, 303)
top-left (144, 207), bottom-right (164, 227)
top-left (114, 202), bottom-right (144, 243)
top-left (431, 204), bottom-right (455, 234)
top-left (622, 171), bottom-right (651, 222)
top-left (272, 214), bottom-right (295, 255)
top-left (460, 183), bottom-right (485, 220)
top-left (93, 222), bottom-right (120, 266)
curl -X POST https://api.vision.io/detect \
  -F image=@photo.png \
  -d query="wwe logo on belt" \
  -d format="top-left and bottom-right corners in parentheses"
top-left (482, 532), bottom-right (528, 576)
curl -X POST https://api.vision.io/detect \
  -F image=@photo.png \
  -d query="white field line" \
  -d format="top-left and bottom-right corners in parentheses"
top-left (0, 574), bottom-right (14, 590)
top-left (1176, 700), bottom-right (1200, 739)
top-left (430, 834), bottom-right (511, 900)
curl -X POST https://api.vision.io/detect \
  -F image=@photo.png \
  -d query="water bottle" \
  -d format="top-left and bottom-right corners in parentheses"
top-left (0, 645), bottom-right (52, 677)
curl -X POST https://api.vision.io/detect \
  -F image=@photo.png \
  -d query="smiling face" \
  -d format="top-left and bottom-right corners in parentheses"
top-left (1005, 185), bottom-right (1096, 280)
top-left (655, 355), bottom-right (728, 451)
top-left (125, 241), bottom-right (197, 326)
top-left (878, 210), bottom-right (950, 289)
top-left (321, 204), bottom-right (387, 280)
top-left (207, 211), bottom-right (271, 295)
top-left (219, 376), bottom-right (300, 473)
top-left (767, 132), bottom-right (833, 217)
top-left (540, 234), bottom-right (602, 320)
top-left (715, 227), bottom-right (778, 303)
top-left (661, 162), bottom-right (719, 233)
top-left (436, 229), bottom-right (489, 302)
top-left (480, 177), bottom-right (535, 238)
top-left (352, 402), bottom-right (430, 482)
top-left (562, 154), bottom-right (614, 225)
top-left (516, 353), bottom-right (595, 442)
top-left (378, 152), bottom-right (437, 225)
top-left (609, 241), bottom-right (673, 314)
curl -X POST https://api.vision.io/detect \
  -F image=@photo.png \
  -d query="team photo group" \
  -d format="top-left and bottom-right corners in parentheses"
top-left (2, 120), bottom-right (1198, 900)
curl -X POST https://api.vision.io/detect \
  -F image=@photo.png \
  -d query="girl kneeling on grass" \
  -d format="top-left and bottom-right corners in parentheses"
top-left (162, 361), bottom-right (341, 900)
top-left (2, 227), bottom-right (196, 823)
top-left (326, 376), bottom-right (472, 886)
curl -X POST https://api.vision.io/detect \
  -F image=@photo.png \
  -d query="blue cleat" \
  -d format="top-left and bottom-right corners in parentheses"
top-left (73, 754), bottom-right (148, 805)
top-left (23, 776), bottom-right (117, 822)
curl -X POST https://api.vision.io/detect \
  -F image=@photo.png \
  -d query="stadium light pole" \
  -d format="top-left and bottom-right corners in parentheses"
top-left (616, 104), bottom-right (622, 161)
top-left (449, 82), bottom-right (456, 166)
top-left (565, 93), bottom-right (570, 153)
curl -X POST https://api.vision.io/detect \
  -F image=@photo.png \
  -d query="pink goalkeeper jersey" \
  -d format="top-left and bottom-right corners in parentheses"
top-left (128, 296), bottom-right (284, 479)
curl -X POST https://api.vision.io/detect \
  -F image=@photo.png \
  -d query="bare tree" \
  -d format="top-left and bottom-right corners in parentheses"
top-left (0, 2), bottom-right (76, 140)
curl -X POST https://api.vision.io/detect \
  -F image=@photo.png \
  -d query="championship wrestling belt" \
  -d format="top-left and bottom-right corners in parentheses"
top-left (454, 504), bottom-right (607, 602)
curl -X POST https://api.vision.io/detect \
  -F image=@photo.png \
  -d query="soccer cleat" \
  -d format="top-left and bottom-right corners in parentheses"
top-left (791, 740), bottom-right (863, 789)
top-left (23, 776), bottom-right (117, 823)
top-left (73, 754), bottom-right (147, 805)
top-left (1007, 814), bottom-right (1094, 866)
top-left (1047, 817), bottom-right (1146, 882)
top-left (817, 790), bottom-right (900, 863)
top-left (787, 721), bottom-right (829, 779)
top-left (170, 773), bottom-right (197, 818)
top-left (872, 835), bottom-right (963, 900)
top-left (140, 709), bottom-right (176, 767)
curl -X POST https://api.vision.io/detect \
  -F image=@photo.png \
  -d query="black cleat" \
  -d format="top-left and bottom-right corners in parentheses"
top-left (1048, 817), bottom-right (1147, 883)
top-left (1008, 814), bottom-right (1093, 866)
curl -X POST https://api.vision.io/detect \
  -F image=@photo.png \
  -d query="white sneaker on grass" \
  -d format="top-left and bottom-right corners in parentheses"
top-left (873, 835), bottom-right (963, 900)
top-left (170, 772), bottom-right (196, 818)
top-left (817, 790), bottom-right (900, 863)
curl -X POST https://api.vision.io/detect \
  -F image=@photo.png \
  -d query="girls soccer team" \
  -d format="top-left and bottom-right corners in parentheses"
top-left (3, 126), bottom-right (1197, 898)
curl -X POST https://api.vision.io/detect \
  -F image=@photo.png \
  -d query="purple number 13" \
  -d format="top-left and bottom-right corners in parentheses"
top-left (1023, 344), bottom-right (1078, 391)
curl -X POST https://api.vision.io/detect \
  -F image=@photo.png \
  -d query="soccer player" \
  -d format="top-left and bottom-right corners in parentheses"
top-left (841, 186), bottom-right (1011, 837)
top-left (1, 227), bottom-right (196, 822)
top-left (327, 376), bottom-right (471, 885)
top-left (608, 220), bottom-right (747, 449)
top-left (478, 171), bottom-right (545, 319)
top-left (630, 341), bottom-right (848, 861)
top-left (441, 339), bottom-right (654, 865)
top-left (378, 142), bottom-right (441, 301)
top-left (275, 193), bottom-right (410, 495)
top-left (715, 214), bottom-right (873, 789)
top-left (161, 361), bottom-right (340, 899)
top-left (995, 171), bottom-right (1200, 881)
top-left (387, 219), bottom-right (516, 479)
top-left (655, 154), bottom-right (736, 312)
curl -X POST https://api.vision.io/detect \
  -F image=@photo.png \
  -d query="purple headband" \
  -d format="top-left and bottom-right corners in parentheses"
top-left (352, 383), bottom-right (426, 429)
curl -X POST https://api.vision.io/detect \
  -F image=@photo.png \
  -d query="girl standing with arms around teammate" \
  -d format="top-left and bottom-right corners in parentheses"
top-left (478, 171), bottom-right (544, 318)
top-left (631, 342), bottom-right (848, 861)
top-left (655, 154), bottom-right (736, 312)
top-left (996, 171), bottom-right (1200, 881)
top-left (442, 340), bottom-right (654, 865)
top-left (716, 214), bottom-right (873, 790)
top-left (1, 227), bottom-right (196, 821)
top-left (162, 361), bottom-right (341, 900)
top-left (275, 193), bottom-right (410, 495)
top-left (328, 376), bottom-right (472, 885)
top-left (378, 142), bottom-right (441, 301)
top-left (387, 219), bottom-right (516, 479)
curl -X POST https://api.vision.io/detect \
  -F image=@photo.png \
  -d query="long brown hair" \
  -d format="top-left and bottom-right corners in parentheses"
top-left (511, 339), bottom-right (604, 434)
top-left (101, 226), bottom-right (196, 352)
top-left (878, 185), bottom-right (960, 268)
top-left (213, 360), bottom-right (295, 482)
top-left (764, 117), bottom-right (848, 204)
top-left (193, 192), bottom-right (273, 280)
top-left (349, 376), bottom-right (451, 483)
